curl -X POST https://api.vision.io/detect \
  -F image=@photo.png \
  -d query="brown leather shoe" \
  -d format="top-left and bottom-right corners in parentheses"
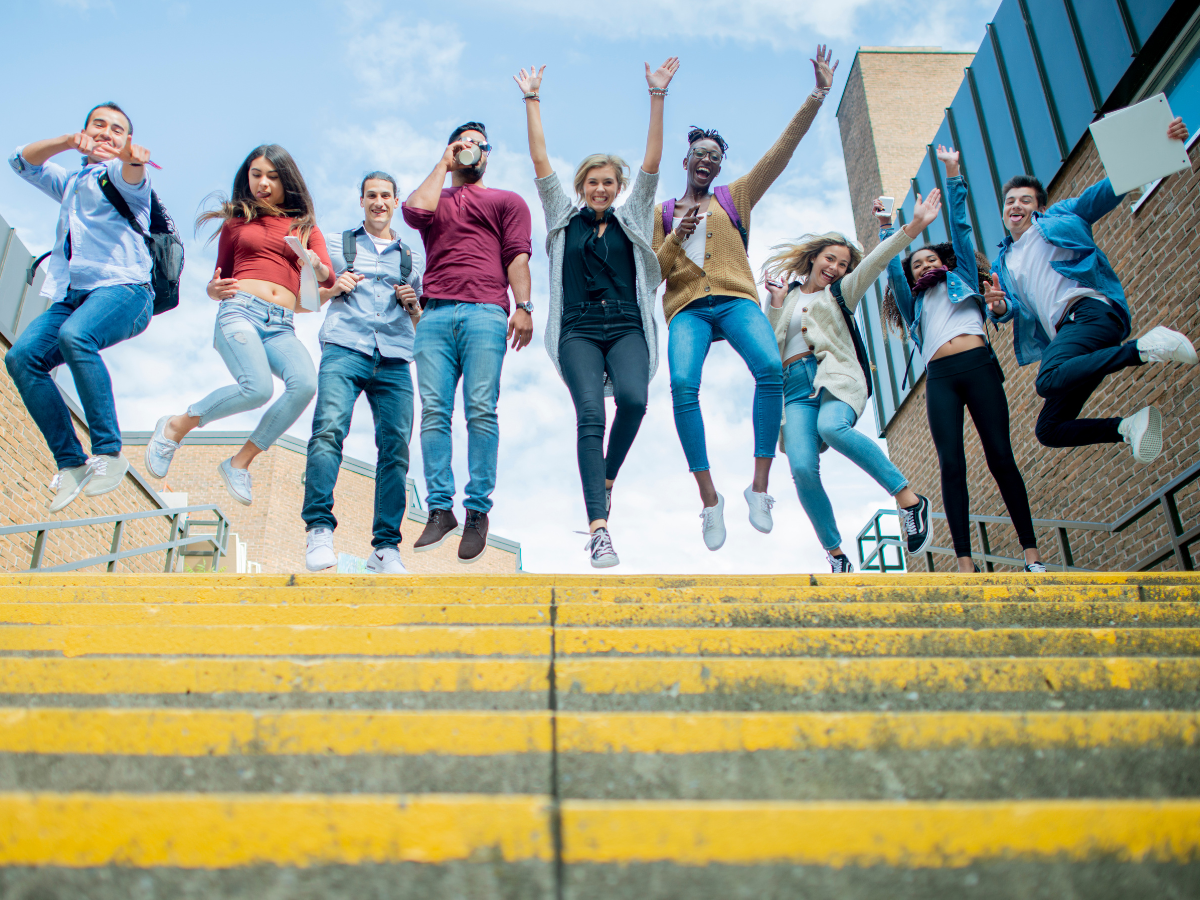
top-left (458, 510), bottom-right (489, 564)
top-left (414, 508), bottom-right (458, 552)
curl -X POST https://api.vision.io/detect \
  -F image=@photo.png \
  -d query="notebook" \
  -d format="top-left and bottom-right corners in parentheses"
top-left (1089, 93), bottom-right (1191, 195)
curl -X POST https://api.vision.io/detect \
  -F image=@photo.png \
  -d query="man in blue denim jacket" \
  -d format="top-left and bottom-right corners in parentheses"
top-left (984, 116), bottom-right (1194, 464)
top-left (301, 171), bottom-right (425, 575)
top-left (6, 102), bottom-right (156, 512)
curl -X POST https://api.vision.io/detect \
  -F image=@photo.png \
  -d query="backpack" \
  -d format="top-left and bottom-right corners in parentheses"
top-left (98, 171), bottom-right (184, 315)
top-left (661, 185), bottom-right (748, 253)
top-left (830, 278), bottom-right (874, 401)
top-left (342, 229), bottom-right (412, 280)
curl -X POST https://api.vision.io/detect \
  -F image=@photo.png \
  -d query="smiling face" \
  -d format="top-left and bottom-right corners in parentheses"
top-left (82, 107), bottom-right (130, 163)
top-left (684, 139), bottom-right (723, 193)
top-left (360, 178), bottom-right (397, 230)
top-left (247, 157), bottom-right (284, 207)
top-left (807, 244), bottom-right (853, 288)
top-left (909, 247), bottom-right (944, 281)
top-left (1003, 185), bottom-right (1043, 239)
top-left (582, 165), bottom-right (622, 214)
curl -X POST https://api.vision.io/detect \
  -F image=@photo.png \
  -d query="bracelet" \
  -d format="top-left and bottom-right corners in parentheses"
top-left (811, 86), bottom-right (830, 100)
top-left (523, 92), bottom-right (539, 102)
top-left (649, 88), bottom-right (668, 97)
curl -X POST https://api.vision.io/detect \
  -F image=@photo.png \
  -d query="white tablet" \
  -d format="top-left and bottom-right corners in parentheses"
top-left (1089, 93), bottom-right (1191, 195)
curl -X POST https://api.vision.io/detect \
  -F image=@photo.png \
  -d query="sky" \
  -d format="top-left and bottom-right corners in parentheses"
top-left (0, 0), bottom-right (999, 575)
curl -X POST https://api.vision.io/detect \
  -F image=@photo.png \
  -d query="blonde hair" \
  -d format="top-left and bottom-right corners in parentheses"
top-left (762, 232), bottom-right (865, 285)
top-left (573, 154), bottom-right (630, 200)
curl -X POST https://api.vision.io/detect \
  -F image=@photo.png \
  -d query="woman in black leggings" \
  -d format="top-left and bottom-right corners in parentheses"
top-left (879, 145), bottom-right (1044, 573)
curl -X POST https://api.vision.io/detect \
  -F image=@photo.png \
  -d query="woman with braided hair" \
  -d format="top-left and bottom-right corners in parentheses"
top-left (878, 145), bottom-right (1044, 573)
top-left (653, 45), bottom-right (838, 551)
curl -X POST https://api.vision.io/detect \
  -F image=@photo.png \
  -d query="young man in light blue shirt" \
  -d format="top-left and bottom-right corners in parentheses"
top-left (302, 171), bottom-right (425, 574)
top-left (6, 102), bottom-right (156, 512)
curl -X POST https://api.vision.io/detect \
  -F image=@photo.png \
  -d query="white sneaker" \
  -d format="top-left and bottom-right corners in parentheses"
top-left (583, 528), bottom-right (619, 568)
top-left (144, 415), bottom-right (180, 479)
top-left (305, 527), bottom-right (337, 571)
top-left (82, 454), bottom-right (129, 497)
top-left (1118, 406), bottom-right (1163, 463)
top-left (218, 457), bottom-right (253, 505)
top-left (744, 485), bottom-right (775, 534)
top-left (1137, 326), bottom-right (1198, 365)
top-left (367, 545), bottom-right (407, 574)
top-left (700, 493), bottom-right (726, 551)
top-left (48, 463), bottom-right (94, 513)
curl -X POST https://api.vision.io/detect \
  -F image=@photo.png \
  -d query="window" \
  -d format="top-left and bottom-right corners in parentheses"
top-left (1162, 31), bottom-right (1200, 131)
top-left (994, 1), bottom-right (1063, 182)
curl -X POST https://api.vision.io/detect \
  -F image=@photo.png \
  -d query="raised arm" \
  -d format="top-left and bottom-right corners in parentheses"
top-left (875, 199), bottom-right (915, 326)
top-left (515, 65), bottom-right (552, 179)
top-left (642, 57), bottom-right (679, 175)
top-left (841, 189), bottom-right (941, 310)
top-left (406, 142), bottom-right (463, 212)
top-left (935, 145), bottom-right (979, 286)
top-left (733, 46), bottom-right (838, 209)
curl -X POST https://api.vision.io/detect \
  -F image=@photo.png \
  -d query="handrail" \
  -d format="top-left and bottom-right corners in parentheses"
top-left (856, 460), bottom-right (1200, 573)
top-left (0, 504), bottom-right (231, 574)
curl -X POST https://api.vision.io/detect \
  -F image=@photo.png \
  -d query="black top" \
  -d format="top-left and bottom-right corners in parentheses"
top-left (562, 209), bottom-right (638, 312)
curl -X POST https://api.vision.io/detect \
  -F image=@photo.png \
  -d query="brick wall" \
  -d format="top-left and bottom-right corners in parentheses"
top-left (124, 438), bottom-right (520, 575)
top-left (0, 338), bottom-right (168, 574)
top-left (882, 137), bottom-right (1200, 571)
top-left (838, 49), bottom-right (974, 254)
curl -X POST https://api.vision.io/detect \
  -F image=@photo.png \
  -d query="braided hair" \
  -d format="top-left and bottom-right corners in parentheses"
top-left (687, 126), bottom-right (728, 155)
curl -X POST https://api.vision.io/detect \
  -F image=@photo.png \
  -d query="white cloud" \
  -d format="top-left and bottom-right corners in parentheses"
top-left (341, 3), bottom-right (466, 105)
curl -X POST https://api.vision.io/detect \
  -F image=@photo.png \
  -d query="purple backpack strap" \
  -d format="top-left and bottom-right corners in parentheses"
top-left (713, 185), bottom-right (749, 253)
top-left (662, 198), bottom-right (676, 237)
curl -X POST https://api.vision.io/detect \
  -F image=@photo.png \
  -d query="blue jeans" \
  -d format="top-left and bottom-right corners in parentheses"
top-left (302, 343), bottom-right (414, 547)
top-left (667, 296), bottom-right (783, 472)
top-left (413, 300), bottom-right (507, 514)
top-left (187, 293), bottom-right (317, 450)
top-left (782, 356), bottom-right (908, 550)
top-left (5, 283), bottom-right (153, 470)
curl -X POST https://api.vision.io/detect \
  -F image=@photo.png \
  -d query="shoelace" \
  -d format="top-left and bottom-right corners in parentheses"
top-left (86, 455), bottom-right (108, 476)
top-left (898, 503), bottom-right (918, 535)
top-left (578, 530), bottom-right (615, 557)
top-left (700, 507), bottom-right (718, 529)
top-left (49, 471), bottom-right (65, 491)
top-left (758, 494), bottom-right (776, 511)
top-left (464, 511), bottom-right (482, 531)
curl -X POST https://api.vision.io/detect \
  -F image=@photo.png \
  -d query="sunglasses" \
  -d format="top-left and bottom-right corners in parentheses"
top-left (461, 138), bottom-right (492, 153)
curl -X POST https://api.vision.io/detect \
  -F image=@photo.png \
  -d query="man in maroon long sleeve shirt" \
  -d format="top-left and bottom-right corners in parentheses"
top-left (404, 121), bottom-right (533, 563)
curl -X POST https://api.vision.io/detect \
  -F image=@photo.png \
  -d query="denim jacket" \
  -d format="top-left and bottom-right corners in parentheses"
top-left (880, 175), bottom-right (985, 355)
top-left (989, 177), bottom-right (1130, 366)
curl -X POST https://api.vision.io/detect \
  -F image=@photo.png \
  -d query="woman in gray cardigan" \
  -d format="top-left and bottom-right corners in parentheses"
top-left (515, 58), bottom-right (677, 568)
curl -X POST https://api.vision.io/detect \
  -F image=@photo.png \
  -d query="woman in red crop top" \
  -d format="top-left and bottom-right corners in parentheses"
top-left (144, 144), bottom-right (334, 506)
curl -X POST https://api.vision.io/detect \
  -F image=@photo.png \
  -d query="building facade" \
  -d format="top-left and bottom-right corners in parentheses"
top-left (838, 0), bottom-right (1200, 571)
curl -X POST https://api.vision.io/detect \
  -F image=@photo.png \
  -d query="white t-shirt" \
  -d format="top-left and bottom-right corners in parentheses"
top-left (919, 281), bottom-right (985, 364)
top-left (369, 234), bottom-right (392, 254)
top-left (673, 209), bottom-right (709, 271)
top-left (783, 297), bottom-right (813, 360)
top-left (1005, 225), bottom-right (1107, 340)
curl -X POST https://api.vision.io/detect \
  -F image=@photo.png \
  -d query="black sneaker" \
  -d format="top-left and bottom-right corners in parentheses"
top-left (1024, 561), bottom-right (1048, 573)
top-left (414, 509), bottom-right (457, 552)
top-left (458, 510), bottom-right (489, 564)
top-left (827, 551), bottom-right (854, 574)
top-left (583, 528), bottom-right (619, 568)
top-left (898, 494), bottom-right (932, 555)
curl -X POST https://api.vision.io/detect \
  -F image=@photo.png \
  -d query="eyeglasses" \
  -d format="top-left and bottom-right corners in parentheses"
top-left (461, 138), bottom-right (492, 153)
top-left (689, 148), bottom-right (723, 163)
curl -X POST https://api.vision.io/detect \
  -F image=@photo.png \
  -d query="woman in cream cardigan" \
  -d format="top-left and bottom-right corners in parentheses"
top-left (515, 58), bottom-right (677, 568)
top-left (763, 191), bottom-right (942, 573)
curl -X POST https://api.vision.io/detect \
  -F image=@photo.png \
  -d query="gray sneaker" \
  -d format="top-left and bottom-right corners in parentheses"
top-left (144, 415), bottom-right (180, 478)
top-left (218, 457), bottom-right (253, 506)
top-left (82, 454), bottom-right (129, 497)
top-left (48, 463), bottom-right (94, 513)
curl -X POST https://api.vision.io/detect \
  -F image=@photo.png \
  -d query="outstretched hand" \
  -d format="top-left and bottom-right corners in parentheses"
top-left (935, 144), bottom-right (960, 177)
top-left (514, 65), bottom-right (546, 95)
top-left (983, 273), bottom-right (1008, 316)
top-left (909, 189), bottom-right (943, 230)
top-left (812, 45), bottom-right (838, 91)
top-left (646, 57), bottom-right (680, 91)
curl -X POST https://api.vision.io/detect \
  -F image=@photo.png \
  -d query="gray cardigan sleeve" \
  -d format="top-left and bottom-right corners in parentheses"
top-left (535, 172), bottom-right (575, 237)
top-left (840, 228), bottom-right (914, 313)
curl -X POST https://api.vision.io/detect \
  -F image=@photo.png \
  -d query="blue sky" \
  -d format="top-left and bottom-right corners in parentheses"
top-left (1, 0), bottom-right (999, 574)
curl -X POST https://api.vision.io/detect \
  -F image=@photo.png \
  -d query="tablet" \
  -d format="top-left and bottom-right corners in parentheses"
top-left (1089, 93), bottom-right (1191, 195)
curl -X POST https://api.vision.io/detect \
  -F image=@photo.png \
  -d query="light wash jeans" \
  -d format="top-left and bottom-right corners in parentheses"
top-left (782, 355), bottom-right (908, 551)
top-left (187, 292), bottom-right (317, 450)
top-left (413, 300), bottom-right (507, 514)
top-left (302, 343), bottom-right (414, 548)
top-left (5, 283), bottom-right (153, 469)
top-left (667, 296), bottom-right (783, 472)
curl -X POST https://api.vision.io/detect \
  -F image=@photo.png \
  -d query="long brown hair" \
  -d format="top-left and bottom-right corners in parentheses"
top-left (196, 144), bottom-right (317, 244)
top-left (762, 232), bottom-right (864, 286)
top-left (880, 242), bottom-right (992, 333)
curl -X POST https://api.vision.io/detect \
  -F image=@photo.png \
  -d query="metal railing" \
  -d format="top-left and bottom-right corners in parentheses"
top-left (856, 461), bottom-right (1200, 573)
top-left (0, 505), bottom-right (231, 574)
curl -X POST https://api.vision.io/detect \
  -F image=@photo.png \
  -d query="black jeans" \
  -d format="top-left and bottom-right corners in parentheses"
top-left (559, 297), bottom-right (649, 523)
top-left (926, 347), bottom-right (1037, 558)
top-left (1034, 298), bottom-right (1142, 447)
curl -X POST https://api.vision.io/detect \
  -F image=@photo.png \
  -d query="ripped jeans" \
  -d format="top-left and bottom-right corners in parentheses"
top-left (187, 292), bottom-right (317, 450)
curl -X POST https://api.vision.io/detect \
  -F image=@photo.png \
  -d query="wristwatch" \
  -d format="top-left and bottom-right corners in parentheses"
top-left (516, 300), bottom-right (534, 313)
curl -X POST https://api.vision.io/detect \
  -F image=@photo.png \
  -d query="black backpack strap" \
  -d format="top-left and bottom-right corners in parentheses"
top-left (341, 230), bottom-right (358, 272)
top-left (98, 172), bottom-right (147, 237)
top-left (901, 345), bottom-right (917, 389)
top-left (830, 278), bottom-right (874, 401)
top-left (399, 241), bottom-right (412, 280)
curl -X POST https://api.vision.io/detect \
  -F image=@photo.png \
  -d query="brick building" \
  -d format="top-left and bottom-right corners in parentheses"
top-left (837, 1), bottom-right (1200, 571)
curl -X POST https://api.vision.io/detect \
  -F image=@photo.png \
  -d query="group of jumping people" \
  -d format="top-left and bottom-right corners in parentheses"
top-left (6, 46), bottom-right (1194, 572)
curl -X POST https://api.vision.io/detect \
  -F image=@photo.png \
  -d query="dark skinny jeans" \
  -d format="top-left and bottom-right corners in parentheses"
top-left (1034, 297), bottom-right (1143, 447)
top-left (926, 347), bottom-right (1037, 558)
top-left (559, 296), bottom-right (649, 523)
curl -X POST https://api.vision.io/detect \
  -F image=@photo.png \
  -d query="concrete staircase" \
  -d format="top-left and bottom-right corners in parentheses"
top-left (1, 572), bottom-right (1198, 899)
